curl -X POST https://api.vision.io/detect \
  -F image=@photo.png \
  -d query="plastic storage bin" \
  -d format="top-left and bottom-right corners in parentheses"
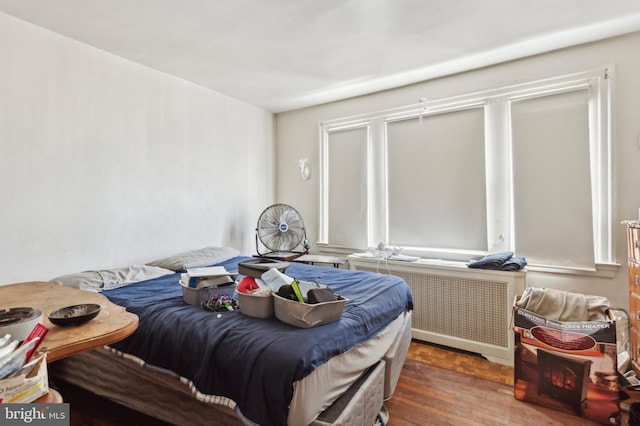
top-left (180, 281), bottom-right (236, 306)
top-left (273, 293), bottom-right (347, 328)
top-left (237, 292), bottom-right (274, 318)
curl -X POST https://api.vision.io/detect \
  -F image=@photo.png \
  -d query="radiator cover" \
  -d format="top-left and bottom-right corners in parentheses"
top-left (348, 256), bottom-right (526, 365)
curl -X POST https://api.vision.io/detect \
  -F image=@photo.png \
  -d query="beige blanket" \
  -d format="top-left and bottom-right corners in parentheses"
top-left (516, 287), bottom-right (610, 321)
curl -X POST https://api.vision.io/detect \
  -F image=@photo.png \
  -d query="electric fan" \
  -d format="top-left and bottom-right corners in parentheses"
top-left (255, 204), bottom-right (309, 258)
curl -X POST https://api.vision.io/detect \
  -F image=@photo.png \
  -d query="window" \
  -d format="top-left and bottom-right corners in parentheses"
top-left (510, 90), bottom-right (595, 269)
top-left (386, 107), bottom-right (487, 252)
top-left (325, 126), bottom-right (368, 248)
top-left (319, 67), bottom-right (613, 273)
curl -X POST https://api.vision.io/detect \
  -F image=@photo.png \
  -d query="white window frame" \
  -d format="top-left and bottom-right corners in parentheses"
top-left (318, 66), bottom-right (614, 275)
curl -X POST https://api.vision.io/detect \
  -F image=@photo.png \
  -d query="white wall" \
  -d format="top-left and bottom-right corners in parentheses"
top-left (0, 13), bottom-right (275, 284)
top-left (275, 31), bottom-right (640, 309)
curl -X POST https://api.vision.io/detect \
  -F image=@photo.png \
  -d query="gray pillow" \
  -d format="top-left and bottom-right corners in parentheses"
top-left (50, 265), bottom-right (174, 292)
top-left (146, 246), bottom-right (241, 272)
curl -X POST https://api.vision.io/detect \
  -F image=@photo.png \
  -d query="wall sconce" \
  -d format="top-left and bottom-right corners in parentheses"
top-left (298, 158), bottom-right (311, 180)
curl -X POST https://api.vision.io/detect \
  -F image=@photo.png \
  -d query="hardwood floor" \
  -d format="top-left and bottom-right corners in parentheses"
top-left (386, 340), bottom-right (613, 425)
top-left (54, 340), bottom-right (624, 425)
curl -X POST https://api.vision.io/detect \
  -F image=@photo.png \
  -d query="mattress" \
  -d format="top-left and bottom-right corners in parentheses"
top-left (311, 361), bottom-right (385, 426)
top-left (50, 310), bottom-right (412, 425)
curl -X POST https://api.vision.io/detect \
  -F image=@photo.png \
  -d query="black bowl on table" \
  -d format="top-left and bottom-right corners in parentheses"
top-left (48, 304), bottom-right (101, 326)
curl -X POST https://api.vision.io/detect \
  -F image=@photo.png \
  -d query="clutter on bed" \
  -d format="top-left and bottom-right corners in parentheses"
top-left (236, 259), bottom-right (347, 327)
top-left (513, 288), bottom-right (621, 425)
top-left (467, 250), bottom-right (527, 271)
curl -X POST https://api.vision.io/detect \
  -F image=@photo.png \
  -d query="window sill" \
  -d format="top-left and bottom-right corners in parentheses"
top-left (317, 244), bottom-right (621, 278)
top-left (525, 262), bottom-right (620, 279)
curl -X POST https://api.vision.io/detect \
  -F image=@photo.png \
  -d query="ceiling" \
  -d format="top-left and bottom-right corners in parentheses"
top-left (1, 0), bottom-right (640, 112)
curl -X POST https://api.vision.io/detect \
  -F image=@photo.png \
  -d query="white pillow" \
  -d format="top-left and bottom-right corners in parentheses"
top-left (50, 265), bottom-right (174, 292)
top-left (146, 246), bottom-right (240, 272)
top-left (50, 271), bottom-right (104, 292)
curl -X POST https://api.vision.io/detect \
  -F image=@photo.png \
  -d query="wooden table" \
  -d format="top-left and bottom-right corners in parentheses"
top-left (0, 281), bottom-right (138, 362)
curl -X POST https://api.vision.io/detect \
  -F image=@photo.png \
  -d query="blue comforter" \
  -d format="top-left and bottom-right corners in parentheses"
top-left (103, 256), bottom-right (413, 426)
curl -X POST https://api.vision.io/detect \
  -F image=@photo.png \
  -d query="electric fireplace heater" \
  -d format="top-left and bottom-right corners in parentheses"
top-left (537, 348), bottom-right (592, 414)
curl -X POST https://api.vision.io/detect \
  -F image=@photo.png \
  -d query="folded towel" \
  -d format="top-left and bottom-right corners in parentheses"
top-left (467, 251), bottom-right (513, 270)
top-left (500, 256), bottom-right (527, 271)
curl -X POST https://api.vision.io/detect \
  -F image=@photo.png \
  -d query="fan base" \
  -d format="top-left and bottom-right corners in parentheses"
top-left (253, 251), bottom-right (306, 261)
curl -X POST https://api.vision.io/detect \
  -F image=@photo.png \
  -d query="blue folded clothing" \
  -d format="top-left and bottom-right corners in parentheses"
top-left (467, 251), bottom-right (513, 270)
top-left (499, 256), bottom-right (527, 271)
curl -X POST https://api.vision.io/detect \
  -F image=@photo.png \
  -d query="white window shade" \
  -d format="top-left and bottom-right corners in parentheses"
top-left (386, 108), bottom-right (487, 251)
top-left (510, 89), bottom-right (595, 268)
top-left (325, 127), bottom-right (368, 248)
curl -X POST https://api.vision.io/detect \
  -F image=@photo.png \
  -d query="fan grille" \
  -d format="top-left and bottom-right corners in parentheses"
top-left (257, 204), bottom-right (305, 252)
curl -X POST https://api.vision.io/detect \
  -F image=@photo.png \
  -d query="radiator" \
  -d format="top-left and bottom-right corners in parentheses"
top-left (348, 255), bottom-right (526, 365)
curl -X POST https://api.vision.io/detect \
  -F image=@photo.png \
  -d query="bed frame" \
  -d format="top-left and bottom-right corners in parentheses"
top-left (50, 311), bottom-right (412, 425)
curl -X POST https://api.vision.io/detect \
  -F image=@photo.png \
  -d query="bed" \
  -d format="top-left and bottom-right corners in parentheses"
top-left (48, 248), bottom-right (413, 426)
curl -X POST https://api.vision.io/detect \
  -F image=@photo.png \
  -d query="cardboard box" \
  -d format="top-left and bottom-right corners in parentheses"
top-left (0, 353), bottom-right (48, 403)
top-left (513, 303), bottom-right (619, 425)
